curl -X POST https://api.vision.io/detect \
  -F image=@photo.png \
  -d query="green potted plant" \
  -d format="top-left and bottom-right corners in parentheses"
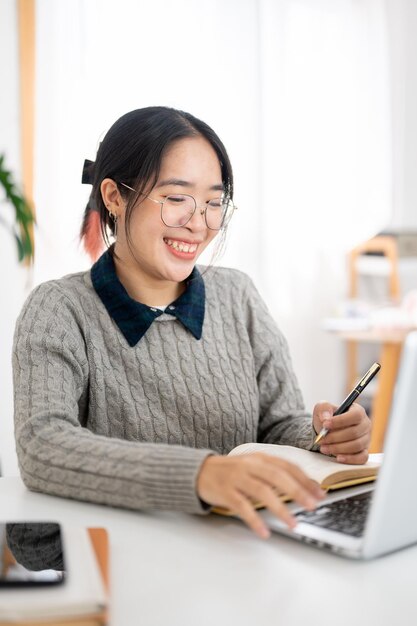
top-left (0, 153), bottom-right (35, 263)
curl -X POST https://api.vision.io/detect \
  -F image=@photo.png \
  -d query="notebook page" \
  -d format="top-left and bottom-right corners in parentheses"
top-left (229, 443), bottom-right (382, 484)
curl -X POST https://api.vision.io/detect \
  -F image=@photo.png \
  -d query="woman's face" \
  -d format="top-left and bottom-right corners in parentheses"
top-left (115, 136), bottom-right (222, 285)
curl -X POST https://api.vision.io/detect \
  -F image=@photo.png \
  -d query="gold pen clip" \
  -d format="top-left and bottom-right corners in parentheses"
top-left (358, 362), bottom-right (380, 389)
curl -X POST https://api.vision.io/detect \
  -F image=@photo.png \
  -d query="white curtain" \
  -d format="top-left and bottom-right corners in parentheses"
top-left (34, 0), bottom-right (391, 410)
top-left (257, 0), bottom-right (391, 403)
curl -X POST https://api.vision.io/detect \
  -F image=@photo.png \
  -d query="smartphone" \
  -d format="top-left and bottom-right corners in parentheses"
top-left (0, 522), bottom-right (66, 587)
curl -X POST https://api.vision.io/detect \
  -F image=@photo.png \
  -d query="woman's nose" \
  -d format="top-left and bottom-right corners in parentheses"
top-left (186, 208), bottom-right (206, 230)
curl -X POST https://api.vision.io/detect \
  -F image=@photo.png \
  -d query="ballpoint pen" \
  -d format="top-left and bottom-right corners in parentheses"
top-left (313, 362), bottom-right (381, 446)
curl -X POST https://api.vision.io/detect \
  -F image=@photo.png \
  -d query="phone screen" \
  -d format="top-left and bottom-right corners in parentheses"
top-left (0, 522), bottom-right (66, 587)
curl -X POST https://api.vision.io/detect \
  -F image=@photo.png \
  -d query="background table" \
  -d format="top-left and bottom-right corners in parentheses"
top-left (1, 477), bottom-right (417, 626)
top-left (337, 328), bottom-right (411, 452)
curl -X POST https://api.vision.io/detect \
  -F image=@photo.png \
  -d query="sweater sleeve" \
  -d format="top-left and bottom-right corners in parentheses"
top-left (12, 284), bottom-right (213, 514)
top-left (242, 277), bottom-right (317, 450)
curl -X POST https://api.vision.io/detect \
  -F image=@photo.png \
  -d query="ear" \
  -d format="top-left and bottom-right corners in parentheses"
top-left (100, 178), bottom-right (126, 219)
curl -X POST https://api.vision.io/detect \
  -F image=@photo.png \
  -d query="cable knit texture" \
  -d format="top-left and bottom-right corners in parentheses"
top-left (12, 265), bottom-right (316, 514)
top-left (5, 523), bottom-right (64, 571)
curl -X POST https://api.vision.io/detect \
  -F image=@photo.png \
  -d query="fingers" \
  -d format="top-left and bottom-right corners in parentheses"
top-left (320, 435), bottom-right (369, 455)
top-left (312, 402), bottom-right (337, 434)
top-left (320, 437), bottom-right (369, 455)
top-left (323, 406), bottom-right (366, 430)
top-left (228, 492), bottom-right (272, 539)
top-left (254, 485), bottom-right (297, 529)
top-left (231, 462), bottom-right (322, 538)
top-left (321, 425), bottom-right (370, 445)
top-left (314, 402), bottom-right (369, 431)
top-left (235, 455), bottom-right (325, 527)
top-left (196, 454), bottom-right (326, 540)
top-left (320, 422), bottom-right (371, 452)
top-left (233, 454), bottom-right (324, 507)
top-left (235, 478), bottom-right (297, 534)
top-left (327, 450), bottom-right (369, 465)
top-left (258, 456), bottom-right (324, 507)
top-left (313, 402), bottom-right (371, 463)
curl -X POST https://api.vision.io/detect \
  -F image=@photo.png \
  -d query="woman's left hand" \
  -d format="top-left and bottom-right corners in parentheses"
top-left (312, 402), bottom-right (371, 464)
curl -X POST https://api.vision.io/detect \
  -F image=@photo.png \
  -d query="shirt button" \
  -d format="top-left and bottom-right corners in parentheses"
top-left (168, 305), bottom-right (175, 310)
top-left (150, 307), bottom-right (157, 312)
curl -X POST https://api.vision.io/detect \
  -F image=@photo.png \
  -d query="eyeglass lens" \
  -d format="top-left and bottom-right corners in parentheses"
top-left (162, 195), bottom-right (233, 230)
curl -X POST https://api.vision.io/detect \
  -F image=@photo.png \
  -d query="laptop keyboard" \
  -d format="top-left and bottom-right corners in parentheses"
top-left (295, 491), bottom-right (373, 538)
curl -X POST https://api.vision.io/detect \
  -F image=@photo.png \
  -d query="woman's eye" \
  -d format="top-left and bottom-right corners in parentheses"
top-left (208, 199), bottom-right (222, 208)
top-left (167, 195), bottom-right (187, 204)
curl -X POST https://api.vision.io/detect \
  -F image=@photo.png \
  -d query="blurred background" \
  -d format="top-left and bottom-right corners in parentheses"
top-left (1, 0), bottom-right (417, 476)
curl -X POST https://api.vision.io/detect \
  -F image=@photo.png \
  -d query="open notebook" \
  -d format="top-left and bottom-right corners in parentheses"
top-left (229, 443), bottom-right (381, 490)
top-left (212, 443), bottom-right (381, 516)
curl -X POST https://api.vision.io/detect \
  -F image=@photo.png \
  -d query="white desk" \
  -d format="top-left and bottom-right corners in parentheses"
top-left (1, 476), bottom-right (417, 626)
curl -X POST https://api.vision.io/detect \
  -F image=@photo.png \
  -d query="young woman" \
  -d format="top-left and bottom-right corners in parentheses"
top-left (13, 107), bottom-right (371, 539)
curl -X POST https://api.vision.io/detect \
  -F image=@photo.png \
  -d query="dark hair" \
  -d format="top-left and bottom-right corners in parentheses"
top-left (80, 106), bottom-right (233, 261)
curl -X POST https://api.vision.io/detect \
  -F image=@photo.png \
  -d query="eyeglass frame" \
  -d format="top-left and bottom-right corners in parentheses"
top-left (119, 182), bottom-right (237, 231)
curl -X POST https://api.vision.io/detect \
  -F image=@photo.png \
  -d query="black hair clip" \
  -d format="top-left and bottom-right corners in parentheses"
top-left (82, 159), bottom-right (95, 185)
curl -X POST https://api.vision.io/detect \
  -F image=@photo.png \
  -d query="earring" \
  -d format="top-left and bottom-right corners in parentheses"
top-left (108, 210), bottom-right (118, 239)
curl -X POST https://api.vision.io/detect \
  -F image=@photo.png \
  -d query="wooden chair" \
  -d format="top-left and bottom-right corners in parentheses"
top-left (347, 235), bottom-right (400, 388)
top-left (345, 235), bottom-right (404, 452)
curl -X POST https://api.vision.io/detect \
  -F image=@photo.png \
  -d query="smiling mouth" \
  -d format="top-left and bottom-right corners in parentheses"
top-left (163, 238), bottom-right (199, 254)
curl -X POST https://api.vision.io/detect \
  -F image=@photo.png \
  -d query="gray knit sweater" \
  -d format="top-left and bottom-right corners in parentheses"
top-left (12, 265), bottom-right (315, 514)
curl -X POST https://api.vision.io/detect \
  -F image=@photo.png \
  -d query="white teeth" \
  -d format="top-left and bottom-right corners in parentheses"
top-left (164, 239), bottom-right (198, 254)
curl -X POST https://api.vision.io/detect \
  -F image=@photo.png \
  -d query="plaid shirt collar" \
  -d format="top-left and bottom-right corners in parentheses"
top-left (91, 249), bottom-right (205, 347)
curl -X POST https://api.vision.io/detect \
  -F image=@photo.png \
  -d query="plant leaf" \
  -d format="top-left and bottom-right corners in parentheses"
top-left (0, 153), bottom-right (35, 264)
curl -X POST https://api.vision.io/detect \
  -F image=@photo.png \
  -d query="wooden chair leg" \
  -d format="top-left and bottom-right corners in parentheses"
top-left (369, 342), bottom-right (403, 453)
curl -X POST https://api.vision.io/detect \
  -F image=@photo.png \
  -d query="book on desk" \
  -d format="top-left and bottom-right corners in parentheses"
top-left (213, 443), bottom-right (382, 515)
top-left (0, 526), bottom-right (109, 626)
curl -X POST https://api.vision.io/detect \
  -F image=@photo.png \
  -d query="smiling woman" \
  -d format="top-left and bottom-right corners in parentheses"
top-left (101, 136), bottom-right (225, 302)
top-left (81, 108), bottom-right (234, 303)
top-left (12, 106), bottom-right (371, 540)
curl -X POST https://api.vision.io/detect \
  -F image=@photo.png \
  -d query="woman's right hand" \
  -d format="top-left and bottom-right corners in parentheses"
top-left (196, 453), bottom-right (325, 539)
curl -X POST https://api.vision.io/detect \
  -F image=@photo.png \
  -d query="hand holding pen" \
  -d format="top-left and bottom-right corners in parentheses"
top-left (312, 362), bottom-right (381, 464)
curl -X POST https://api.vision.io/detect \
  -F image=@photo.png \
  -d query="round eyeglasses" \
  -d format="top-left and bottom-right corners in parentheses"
top-left (120, 183), bottom-right (237, 230)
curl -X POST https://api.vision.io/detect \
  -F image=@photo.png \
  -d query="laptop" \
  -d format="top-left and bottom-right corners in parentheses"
top-left (261, 330), bottom-right (417, 559)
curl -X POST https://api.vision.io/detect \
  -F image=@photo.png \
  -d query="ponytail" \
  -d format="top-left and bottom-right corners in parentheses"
top-left (80, 159), bottom-right (105, 262)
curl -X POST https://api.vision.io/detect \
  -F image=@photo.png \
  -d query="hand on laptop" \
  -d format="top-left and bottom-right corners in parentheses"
top-left (197, 453), bottom-right (325, 539)
top-left (312, 402), bottom-right (371, 464)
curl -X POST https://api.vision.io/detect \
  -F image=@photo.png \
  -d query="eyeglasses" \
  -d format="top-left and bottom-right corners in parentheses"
top-left (120, 183), bottom-right (237, 230)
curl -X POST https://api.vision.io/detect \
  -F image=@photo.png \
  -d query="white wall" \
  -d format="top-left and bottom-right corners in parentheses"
top-left (385, 0), bottom-right (417, 229)
top-left (0, 0), bottom-right (28, 476)
top-left (1, 0), bottom-right (417, 477)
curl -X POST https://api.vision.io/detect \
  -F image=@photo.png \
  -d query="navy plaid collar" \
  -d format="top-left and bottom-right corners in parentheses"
top-left (91, 249), bottom-right (205, 347)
